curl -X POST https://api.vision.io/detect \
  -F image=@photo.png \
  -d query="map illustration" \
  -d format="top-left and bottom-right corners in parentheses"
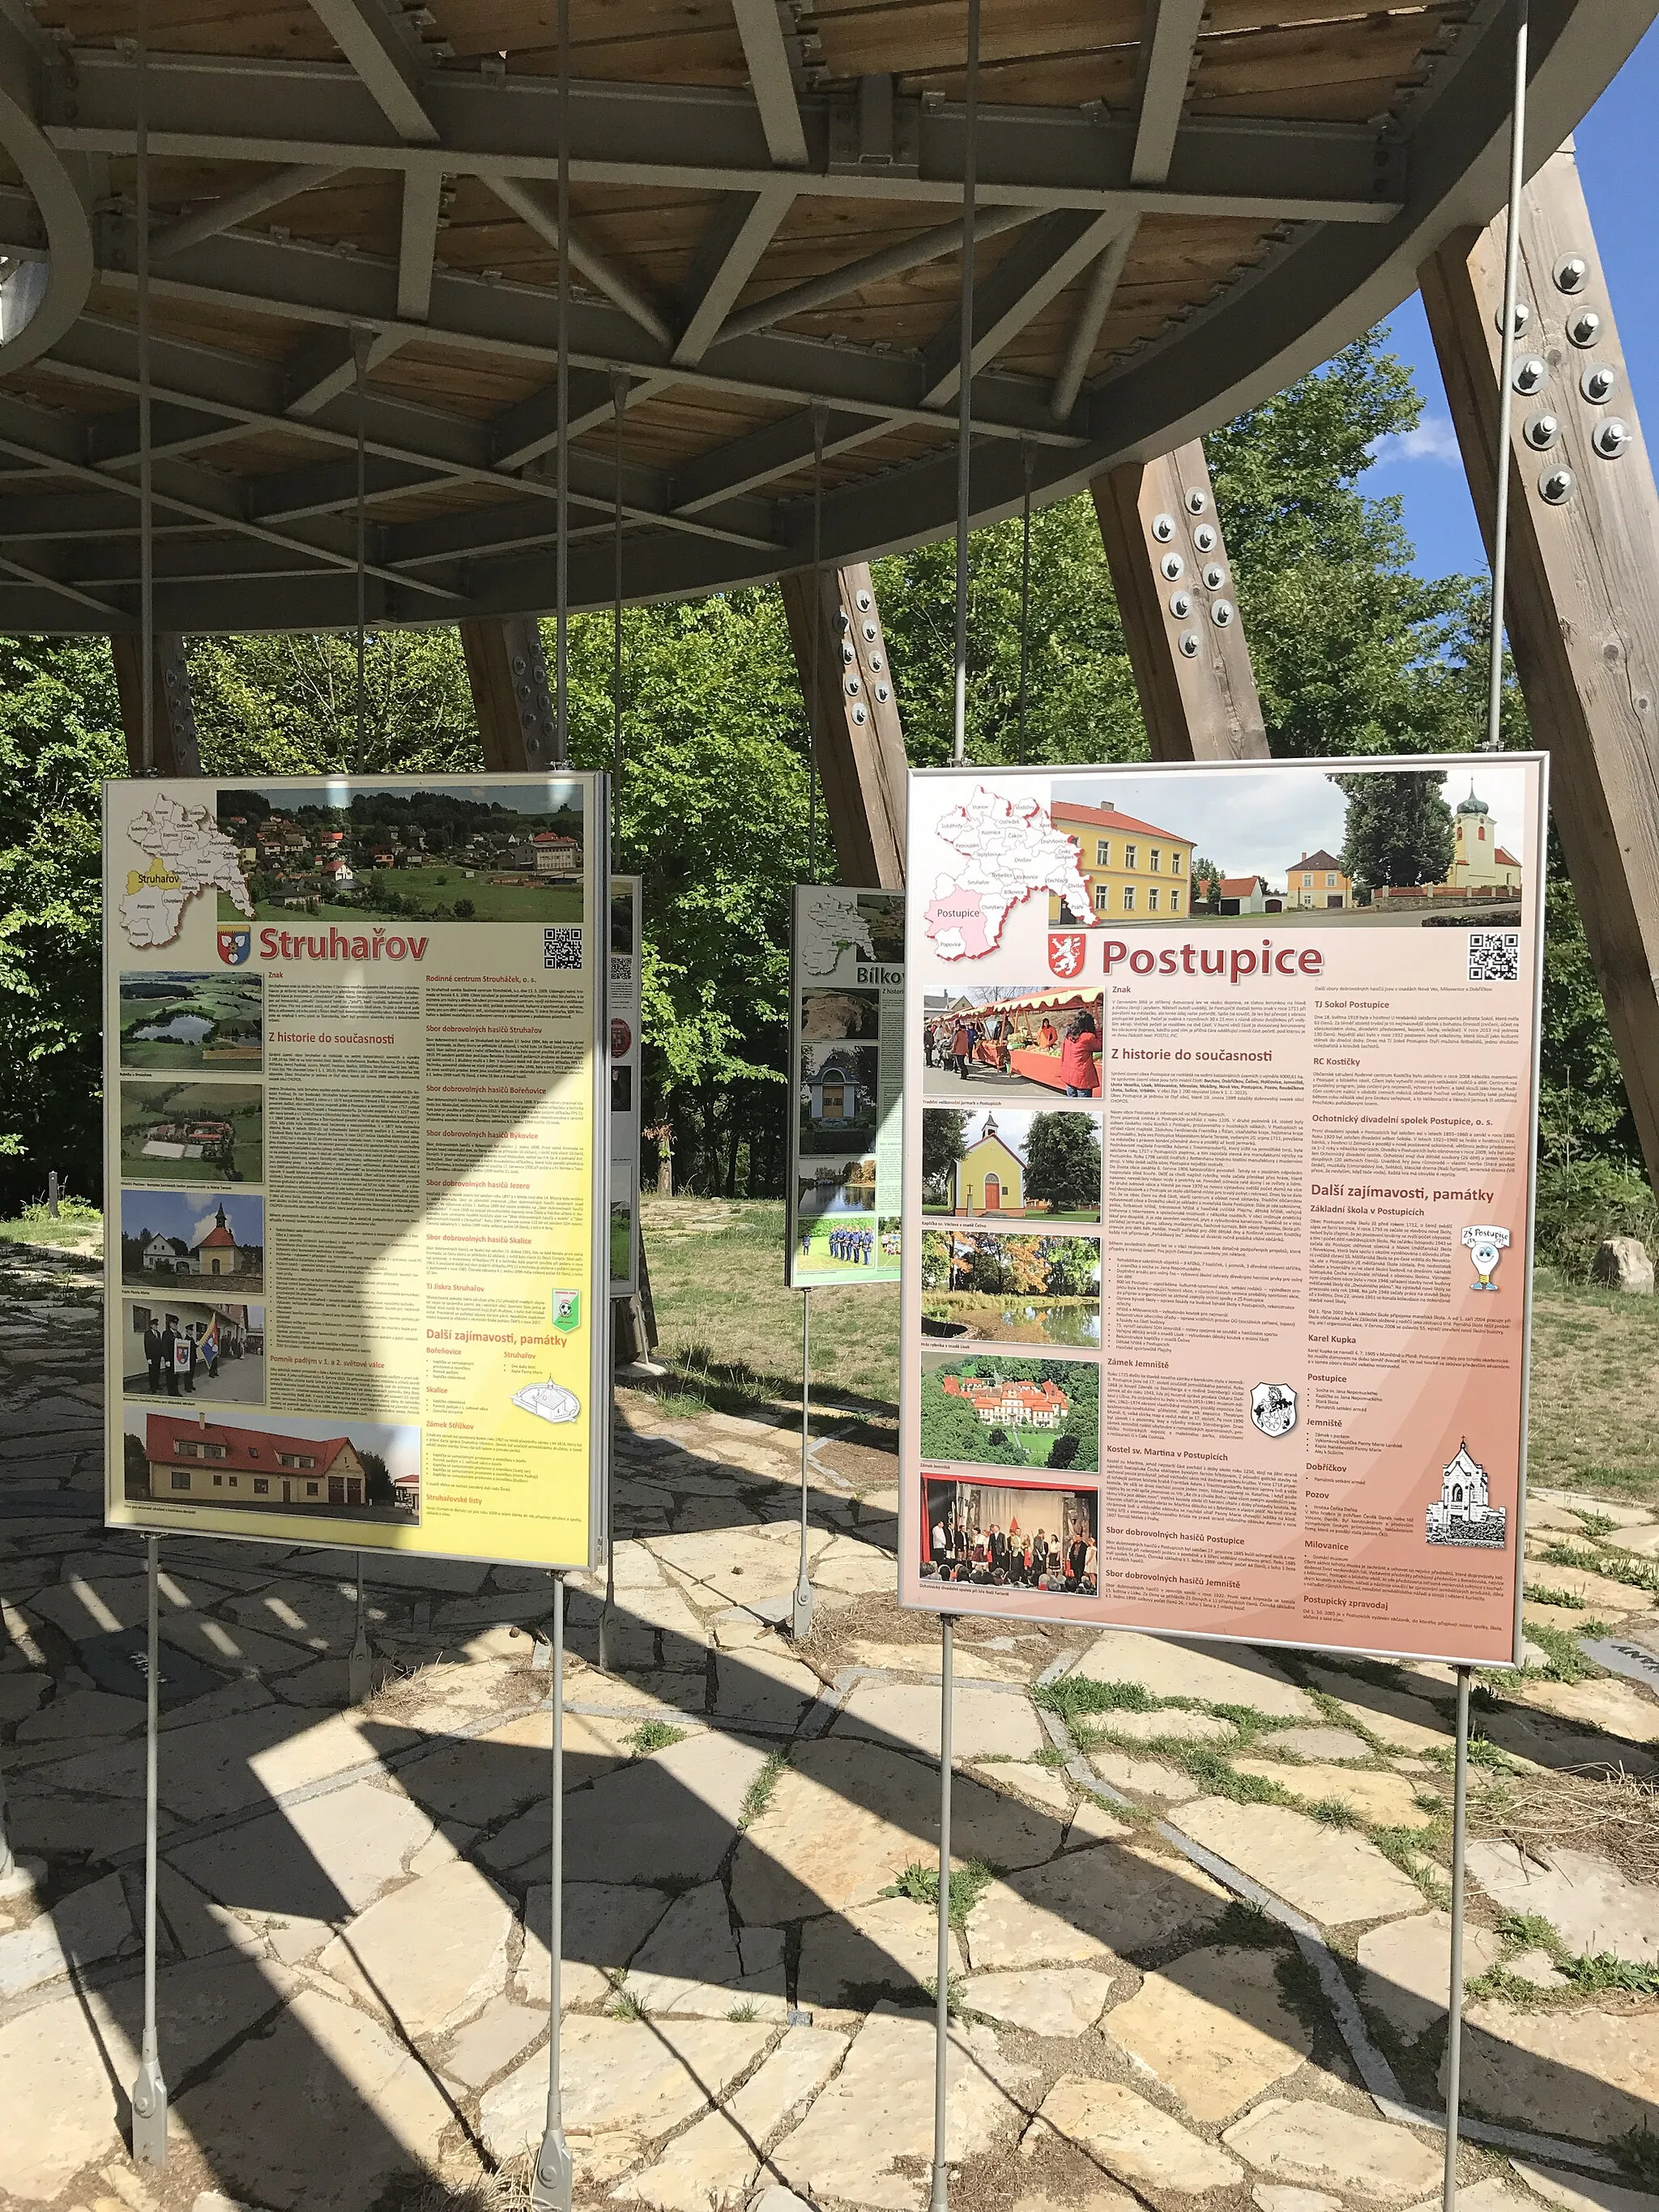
top-left (799, 889), bottom-right (876, 979)
top-left (120, 792), bottom-right (253, 949)
top-left (923, 787), bottom-right (1092, 960)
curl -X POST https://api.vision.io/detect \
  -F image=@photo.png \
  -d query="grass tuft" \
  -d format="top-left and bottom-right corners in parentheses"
top-left (1035, 1676), bottom-right (1158, 1720)
top-left (883, 1858), bottom-right (994, 1930)
top-left (1614, 2127), bottom-right (1659, 2188)
top-left (626, 1719), bottom-right (686, 1756)
top-left (740, 1749), bottom-right (789, 1830)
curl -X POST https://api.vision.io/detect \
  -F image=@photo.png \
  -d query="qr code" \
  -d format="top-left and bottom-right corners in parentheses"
top-left (1469, 931), bottom-right (1520, 982)
top-left (544, 926), bottom-right (583, 971)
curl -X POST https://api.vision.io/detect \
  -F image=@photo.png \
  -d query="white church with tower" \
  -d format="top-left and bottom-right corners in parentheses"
top-left (1426, 1441), bottom-right (1508, 1549)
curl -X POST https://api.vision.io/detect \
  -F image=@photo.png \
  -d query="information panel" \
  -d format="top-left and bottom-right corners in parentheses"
top-left (610, 875), bottom-right (642, 1296)
top-left (104, 773), bottom-right (609, 1571)
top-left (787, 885), bottom-right (905, 1287)
top-left (900, 756), bottom-right (1545, 1666)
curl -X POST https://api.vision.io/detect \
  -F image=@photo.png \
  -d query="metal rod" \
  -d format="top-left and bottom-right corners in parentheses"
top-left (791, 1288), bottom-right (814, 1641)
top-left (136, 11), bottom-right (153, 774)
top-left (951, 0), bottom-right (983, 767)
top-left (1016, 437), bottom-right (1034, 765)
top-left (553, 0), bottom-right (570, 762)
top-left (1485, 0), bottom-right (1529, 754)
top-left (598, 364), bottom-right (627, 1677)
top-left (930, 1613), bottom-right (956, 2211)
top-left (353, 324), bottom-right (369, 769)
top-left (348, 1551), bottom-right (371, 1704)
top-left (131, 1533), bottom-right (168, 2165)
top-left (1443, 1663), bottom-right (1473, 2212)
top-left (806, 403), bottom-right (825, 880)
top-left (531, 1573), bottom-right (573, 2210)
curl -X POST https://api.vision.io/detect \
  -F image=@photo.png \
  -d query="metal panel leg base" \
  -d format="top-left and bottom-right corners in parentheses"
top-left (530, 2121), bottom-right (574, 2209)
top-left (131, 2052), bottom-right (168, 2167)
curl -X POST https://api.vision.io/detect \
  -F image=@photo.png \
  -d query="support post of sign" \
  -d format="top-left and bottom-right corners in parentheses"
top-left (1442, 1664), bottom-right (1473, 2212)
top-left (460, 616), bottom-right (564, 772)
top-left (780, 560), bottom-right (910, 889)
top-left (348, 1553), bottom-right (372, 1704)
top-left (111, 633), bottom-right (203, 778)
top-left (531, 1571), bottom-right (573, 2212)
top-left (930, 1613), bottom-right (956, 2212)
top-left (130, 1535), bottom-right (168, 2167)
top-left (792, 1289), bottom-right (814, 1641)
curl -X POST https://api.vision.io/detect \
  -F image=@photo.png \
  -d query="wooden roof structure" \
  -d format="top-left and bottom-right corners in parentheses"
top-left (0, 0), bottom-right (1649, 633)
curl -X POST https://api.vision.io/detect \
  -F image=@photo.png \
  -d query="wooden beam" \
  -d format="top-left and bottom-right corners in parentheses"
top-left (1091, 438), bottom-right (1269, 762)
top-left (1130, 0), bottom-right (1206, 186)
top-left (1420, 142), bottom-right (1659, 1188)
top-left (459, 615), bottom-right (562, 771)
top-left (779, 560), bottom-right (908, 888)
top-left (110, 631), bottom-right (203, 775)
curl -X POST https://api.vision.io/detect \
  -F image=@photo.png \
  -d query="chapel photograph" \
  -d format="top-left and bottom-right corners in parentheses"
top-left (119, 1189), bottom-right (265, 1294)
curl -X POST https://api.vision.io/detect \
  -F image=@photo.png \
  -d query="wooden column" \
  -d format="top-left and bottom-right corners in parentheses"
top-left (1421, 144), bottom-right (1659, 1186)
top-left (110, 633), bottom-right (203, 774)
top-left (459, 615), bottom-right (562, 770)
top-left (1092, 438), bottom-right (1269, 762)
top-left (780, 560), bottom-right (909, 887)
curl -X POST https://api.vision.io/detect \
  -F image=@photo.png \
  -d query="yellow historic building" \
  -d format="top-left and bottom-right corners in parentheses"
top-left (949, 1115), bottom-right (1026, 1216)
top-left (1443, 786), bottom-right (1522, 891)
top-left (1049, 802), bottom-right (1192, 922)
top-left (1286, 849), bottom-right (1353, 909)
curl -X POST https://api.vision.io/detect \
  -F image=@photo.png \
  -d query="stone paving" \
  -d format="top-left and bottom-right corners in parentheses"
top-left (1, 1233), bottom-right (1657, 2212)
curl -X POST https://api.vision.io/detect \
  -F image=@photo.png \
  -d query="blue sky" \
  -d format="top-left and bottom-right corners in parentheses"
top-left (1363, 19), bottom-right (1655, 580)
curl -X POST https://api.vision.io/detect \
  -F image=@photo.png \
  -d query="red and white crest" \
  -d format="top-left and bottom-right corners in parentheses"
top-left (1047, 931), bottom-right (1085, 978)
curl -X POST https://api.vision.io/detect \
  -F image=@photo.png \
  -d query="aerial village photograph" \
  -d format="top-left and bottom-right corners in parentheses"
top-left (119, 1189), bottom-right (264, 1295)
top-left (117, 973), bottom-right (263, 1072)
top-left (922, 986), bottom-right (1104, 1102)
top-left (117, 1080), bottom-right (264, 1185)
top-left (214, 781), bottom-right (585, 923)
top-left (919, 1346), bottom-right (1100, 1472)
top-left (920, 1230), bottom-right (1101, 1349)
top-left (921, 1473), bottom-right (1101, 1597)
top-left (120, 1296), bottom-right (266, 1404)
top-left (1043, 763), bottom-right (1528, 927)
top-left (121, 1407), bottom-right (420, 1524)
top-left (922, 1106), bottom-right (1102, 1222)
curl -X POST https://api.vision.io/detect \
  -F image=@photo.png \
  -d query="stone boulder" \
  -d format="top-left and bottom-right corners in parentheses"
top-left (1590, 1238), bottom-right (1654, 1294)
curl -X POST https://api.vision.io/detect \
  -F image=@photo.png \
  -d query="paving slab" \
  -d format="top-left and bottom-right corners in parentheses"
top-left (1355, 1909), bottom-right (1508, 2036)
top-left (1303, 1669), bottom-right (1452, 1755)
top-left (1452, 2003), bottom-right (1659, 2142)
top-left (962, 1966), bottom-right (1115, 2037)
top-left (1094, 1707), bottom-right (1237, 1746)
top-left (710, 1644), bottom-right (823, 1728)
top-left (1179, 1798), bottom-right (1424, 1926)
top-left (0, 1869), bottom-right (131, 1996)
top-left (319, 1856), bottom-right (515, 2038)
top-left (217, 1579), bottom-right (393, 1652)
top-left (175, 1984), bottom-right (454, 2210)
top-left (441, 1997), bottom-right (546, 2091)
top-left (563, 1730), bottom-right (772, 1886)
top-left (625, 1880), bottom-right (750, 2014)
top-left (1252, 2192), bottom-right (1343, 2212)
top-left (966, 1843), bottom-right (1230, 1971)
top-left (515, 1880), bottom-right (671, 2009)
top-left (89, 1954), bottom-right (300, 2090)
top-left (1465, 1839), bottom-right (1659, 1963)
top-left (168, 1775), bottom-right (438, 1920)
top-left (1509, 1676), bottom-right (1659, 1745)
top-left (480, 2014), bottom-right (773, 2162)
top-left (1024, 2076), bottom-right (1242, 2193)
top-left (850, 1639), bottom-right (1028, 1683)
top-left (1273, 1727), bottom-right (1377, 1762)
top-left (1222, 2097), bottom-right (1443, 2201)
top-left (1232, 1759), bottom-right (1439, 1830)
top-left (0, 1986), bottom-right (126, 2200)
top-left (833, 1677), bottom-right (1044, 1760)
top-left (1071, 1633), bottom-right (1315, 1720)
top-left (15, 1688), bottom-right (145, 1741)
top-left (1512, 2163), bottom-right (1659, 2212)
top-left (1104, 1943), bottom-right (1311, 2122)
top-left (732, 1737), bottom-right (1062, 1926)
top-left (156, 1865), bottom-right (271, 1962)
top-left (795, 1894), bottom-right (963, 2005)
top-left (612, 2026), bottom-right (848, 2212)
top-left (769, 2005), bottom-right (1030, 2212)
top-left (384, 1731), bottom-right (551, 1828)
top-left (977, 1760), bottom-right (1074, 1817)
top-left (1087, 1749), bottom-right (1201, 1802)
top-left (811, 1533), bottom-right (899, 1596)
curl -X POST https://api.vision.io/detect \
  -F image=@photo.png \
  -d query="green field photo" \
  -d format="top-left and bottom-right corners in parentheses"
top-left (119, 973), bottom-right (263, 1072)
top-left (119, 1080), bottom-right (264, 1187)
top-left (919, 1349), bottom-right (1098, 1472)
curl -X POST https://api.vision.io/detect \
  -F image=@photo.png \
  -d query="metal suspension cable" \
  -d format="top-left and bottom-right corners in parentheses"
top-left (612, 369), bottom-right (628, 790)
top-left (1017, 438), bottom-right (1034, 766)
top-left (1486, 0), bottom-right (1529, 753)
top-left (554, 0), bottom-right (571, 764)
top-left (137, 15), bottom-right (153, 772)
top-left (807, 403), bottom-right (826, 880)
top-left (951, 0), bottom-right (983, 766)
top-left (353, 325), bottom-right (370, 769)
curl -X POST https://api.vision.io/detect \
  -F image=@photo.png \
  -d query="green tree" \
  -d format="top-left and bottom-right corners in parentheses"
top-left (1191, 857), bottom-right (1222, 914)
top-left (1333, 769), bottom-right (1455, 890)
top-left (1023, 1113), bottom-right (1102, 1216)
top-left (922, 1106), bottom-right (969, 1195)
top-left (360, 1451), bottom-right (394, 1506)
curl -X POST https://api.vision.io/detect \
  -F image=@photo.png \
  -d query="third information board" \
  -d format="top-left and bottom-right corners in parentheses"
top-left (900, 755), bottom-right (1546, 1666)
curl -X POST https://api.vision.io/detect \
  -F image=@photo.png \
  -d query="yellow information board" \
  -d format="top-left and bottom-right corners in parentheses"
top-left (104, 774), bottom-right (609, 1571)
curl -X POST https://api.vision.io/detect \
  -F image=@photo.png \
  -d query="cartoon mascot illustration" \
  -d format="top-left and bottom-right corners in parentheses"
top-left (1461, 1224), bottom-right (1510, 1292)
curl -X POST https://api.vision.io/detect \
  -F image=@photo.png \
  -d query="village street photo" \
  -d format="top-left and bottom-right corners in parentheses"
top-left (923, 987), bottom-right (1103, 1102)
top-left (118, 973), bottom-right (263, 1071)
top-left (799, 1041), bottom-right (880, 1155)
top-left (118, 1080), bottom-right (263, 1185)
top-left (919, 1349), bottom-right (1099, 1473)
top-left (922, 1106), bottom-right (1102, 1223)
top-left (921, 1475), bottom-right (1099, 1596)
top-left (215, 782), bottom-right (585, 923)
top-left (122, 1407), bottom-right (420, 1524)
top-left (921, 1230), bottom-right (1100, 1349)
top-left (120, 1189), bottom-right (264, 1295)
top-left (122, 1298), bottom-right (266, 1404)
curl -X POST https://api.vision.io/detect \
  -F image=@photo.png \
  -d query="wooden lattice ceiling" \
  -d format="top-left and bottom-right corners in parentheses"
top-left (0, 0), bottom-right (1649, 630)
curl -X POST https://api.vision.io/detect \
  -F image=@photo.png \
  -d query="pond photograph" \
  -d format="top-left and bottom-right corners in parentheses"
top-left (920, 1230), bottom-right (1100, 1349)
top-left (119, 973), bottom-right (263, 1072)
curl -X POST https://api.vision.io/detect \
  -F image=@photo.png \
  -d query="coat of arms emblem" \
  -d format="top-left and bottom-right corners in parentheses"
top-left (1048, 931), bottom-right (1086, 978)
top-left (1251, 1383), bottom-right (1298, 1437)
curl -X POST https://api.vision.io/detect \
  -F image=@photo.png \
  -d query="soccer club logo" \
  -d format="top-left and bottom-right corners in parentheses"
top-left (216, 927), bottom-right (252, 966)
top-left (1251, 1383), bottom-right (1298, 1438)
top-left (1048, 931), bottom-right (1086, 979)
top-left (552, 1290), bottom-right (582, 1334)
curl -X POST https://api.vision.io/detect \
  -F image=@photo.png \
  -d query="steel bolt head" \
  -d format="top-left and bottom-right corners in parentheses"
top-left (1567, 309), bottom-right (1601, 348)
top-left (862, 620), bottom-right (878, 641)
top-left (1192, 523), bottom-right (1218, 553)
top-left (855, 589), bottom-right (872, 611)
top-left (1522, 413), bottom-right (1559, 450)
top-left (1151, 512), bottom-right (1176, 543)
top-left (1178, 629), bottom-right (1201, 657)
top-left (1211, 598), bottom-right (1236, 628)
top-left (1513, 356), bottom-right (1547, 395)
top-left (1160, 551), bottom-right (1184, 581)
top-left (1169, 590), bottom-right (1192, 618)
top-left (1539, 466), bottom-right (1576, 504)
top-left (1202, 562), bottom-right (1227, 591)
top-left (1592, 417), bottom-right (1631, 458)
top-left (843, 673), bottom-right (862, 695)
top-left (1581, 364), bottom-right (1616, 404)
top-left (1555, 254), bottom-right (1589, 294)
top-left (1184, 488), bottom-right (1208, 514)
top-left (851, 703), bottom-right (868, 724)
top-left (1494, 300), bottom-right (1532, 337)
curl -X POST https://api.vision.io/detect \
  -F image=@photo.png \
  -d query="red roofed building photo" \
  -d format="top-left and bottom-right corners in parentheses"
top-left (127, 1411), bottom-right (419, 1523)
top-left (941, 1372), bottom-right (1069, 1430)
top-left (1047, 800), bottom-right (1194, 923)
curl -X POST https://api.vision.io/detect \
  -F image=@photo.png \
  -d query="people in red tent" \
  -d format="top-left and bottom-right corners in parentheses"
top-left (1059, 1008), bottom-right (1100, 1097)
